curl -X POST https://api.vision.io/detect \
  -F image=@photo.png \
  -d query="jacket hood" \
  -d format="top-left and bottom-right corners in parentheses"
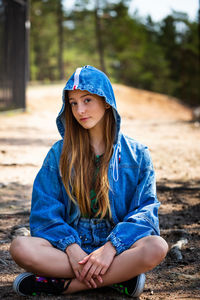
top-left (56, 65), bottom-right (121, 144)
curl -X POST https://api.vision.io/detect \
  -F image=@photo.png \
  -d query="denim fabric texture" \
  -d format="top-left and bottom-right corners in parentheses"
top-left (30, 66), bottom-right (160, 255)
top-left (76, 218), bottom-right (113, 254)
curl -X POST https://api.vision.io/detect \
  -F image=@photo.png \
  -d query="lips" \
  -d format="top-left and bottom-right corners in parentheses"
top-left (80, 117), bottom-right (90, 122)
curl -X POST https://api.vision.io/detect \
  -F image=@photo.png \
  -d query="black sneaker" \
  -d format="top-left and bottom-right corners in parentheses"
top-left (13, 272), bottom-right (72, 296)
top-left (111, 273), bottom-right (146, 297)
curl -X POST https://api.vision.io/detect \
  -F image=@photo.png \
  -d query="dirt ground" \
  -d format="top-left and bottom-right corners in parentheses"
top-left (0, 83), bottom-right (200, 300)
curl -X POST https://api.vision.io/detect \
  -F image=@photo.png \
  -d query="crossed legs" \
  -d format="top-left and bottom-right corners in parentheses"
top-left (10, 235), bottom-right (168, 294)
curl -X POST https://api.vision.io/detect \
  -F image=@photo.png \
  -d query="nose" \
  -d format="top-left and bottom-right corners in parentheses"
top-left (76, 103), bottom-right (86, 115)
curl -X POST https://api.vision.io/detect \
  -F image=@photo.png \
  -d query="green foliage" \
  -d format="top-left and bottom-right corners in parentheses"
top-left (30, 0), bottom-right (61, 81)
top-left (29, 0), bottom-right (199, 106)
top-left (102, 2), bottom-right (174, 95)
top-left (158, 13), bottom-right (199, 105)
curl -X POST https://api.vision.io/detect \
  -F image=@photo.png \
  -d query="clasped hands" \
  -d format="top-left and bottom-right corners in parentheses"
top-left (66, 242), bottom-right (116, 288)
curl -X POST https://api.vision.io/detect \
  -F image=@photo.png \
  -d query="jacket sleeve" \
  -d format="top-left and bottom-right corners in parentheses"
top-left (30, 144), bottom-right (81, 252)
top-left (106, 147), bottom-right (160, 255)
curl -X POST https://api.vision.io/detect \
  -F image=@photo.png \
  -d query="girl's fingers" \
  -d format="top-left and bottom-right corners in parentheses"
top-left (79, 255), bottom-right (90, 264)
top-left (96, 274), bottom-right (103, 284)
top-left (84, 279), bottom-right (92, 289)
top-left (100, 266), bottom-right (108, 275)
top-left (94, 265), bottom-right (102, 277)
top-left (94, 266), bottom-right (103, 283)
top-left (88, 277), bottom-right (97, 289)
top-left (85, 264), bottom-right (97, 282)
top-left (79, 262), bottom-right (92, 281)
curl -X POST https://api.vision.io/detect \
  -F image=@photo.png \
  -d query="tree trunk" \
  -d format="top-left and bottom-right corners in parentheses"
top-left (57, 0), bottom-right (64, 80)
top-left (95, 0), bottom-right (106, 74)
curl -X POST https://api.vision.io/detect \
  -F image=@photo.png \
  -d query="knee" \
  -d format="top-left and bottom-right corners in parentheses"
top-left (10, 237), bottom-right (25, 259)
top-left (10, 237), bottom-right (35, 268)
top-left (143, 236), bottom-right (168, 269)
top-left (152, 236), bottom-right (168, 261)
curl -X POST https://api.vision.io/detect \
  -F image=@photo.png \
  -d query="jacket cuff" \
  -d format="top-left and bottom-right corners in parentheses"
top-left (106, 232), bottom-right (126, 255)
top-left (56, 235), bottom-right (81, 252)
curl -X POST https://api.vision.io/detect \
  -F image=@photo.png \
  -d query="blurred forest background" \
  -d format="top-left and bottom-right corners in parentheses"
top-left (29, 0), bottom-right (199, 106)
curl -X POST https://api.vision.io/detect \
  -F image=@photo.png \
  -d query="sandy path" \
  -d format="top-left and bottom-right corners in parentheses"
top-left (0, 83), bottom-right (199, 185)
top-left (0, 83), bottom-right (200, 299)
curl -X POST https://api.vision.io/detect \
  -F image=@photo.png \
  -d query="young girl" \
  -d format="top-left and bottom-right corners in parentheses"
top-left (10, 65), bottom-right (168, 297)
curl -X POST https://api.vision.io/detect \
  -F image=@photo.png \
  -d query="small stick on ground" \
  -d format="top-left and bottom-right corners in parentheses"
top-left (170, 238), bottom-right (188, 261)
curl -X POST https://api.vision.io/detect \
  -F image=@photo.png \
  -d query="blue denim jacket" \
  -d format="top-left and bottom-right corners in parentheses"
top-left (30, 66), bottom-right (160, 255)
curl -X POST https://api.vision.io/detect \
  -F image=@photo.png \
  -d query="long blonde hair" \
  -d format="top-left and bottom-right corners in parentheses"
top-left (60, 92), bottom-right (115, 219)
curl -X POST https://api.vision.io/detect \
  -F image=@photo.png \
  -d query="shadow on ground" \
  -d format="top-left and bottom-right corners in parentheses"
top-left (0, 180), bottom-right (200, 299)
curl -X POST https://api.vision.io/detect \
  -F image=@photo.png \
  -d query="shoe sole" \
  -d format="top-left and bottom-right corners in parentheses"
top-left (131, 273), bottom-right (146, 297)
top-left (13, 272), bottom-right (34, 296)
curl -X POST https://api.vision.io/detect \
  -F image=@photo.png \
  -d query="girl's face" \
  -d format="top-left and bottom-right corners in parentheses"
top-left (68, 90), bottom-right (108, 131)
